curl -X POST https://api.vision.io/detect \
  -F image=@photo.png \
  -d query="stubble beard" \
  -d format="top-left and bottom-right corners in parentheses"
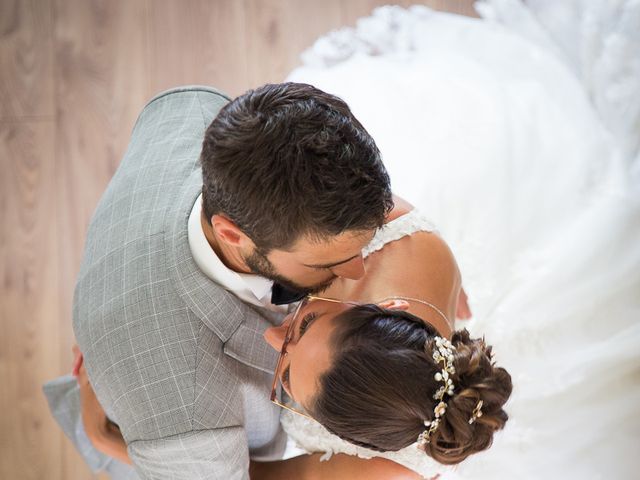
top-left (243, 248), bottom-right (336, 295)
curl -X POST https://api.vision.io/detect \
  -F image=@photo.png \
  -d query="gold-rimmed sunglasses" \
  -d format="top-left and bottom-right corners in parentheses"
top-left (269, 295), bottom-right (360, 419)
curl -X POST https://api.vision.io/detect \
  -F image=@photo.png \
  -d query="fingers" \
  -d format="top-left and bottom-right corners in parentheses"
top-left (71, 347), bottom-right (110, 443)
top-left (456, 288), bottom-right (473, 320)
top-left (71, 345), bottom-right (84, 377)
top-left (71, 345), bottom-right (89, 387)
top-left (76, 363), bottom-right (90, 387)
top-left (456, 303), bottom-right (472, 320)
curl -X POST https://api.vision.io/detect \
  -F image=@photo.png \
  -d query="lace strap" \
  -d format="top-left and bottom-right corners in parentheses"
top-left (363, 209), bottom-right (437, 258)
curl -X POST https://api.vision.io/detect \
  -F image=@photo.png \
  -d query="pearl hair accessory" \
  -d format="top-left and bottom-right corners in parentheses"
top-left (417, 336), bottom-right (456, 447)
top-left (468, 400), bottom-right (484, 424)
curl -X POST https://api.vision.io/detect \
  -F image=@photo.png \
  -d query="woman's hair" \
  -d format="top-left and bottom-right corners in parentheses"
top-left (310, 305), bottom-right (513, 465)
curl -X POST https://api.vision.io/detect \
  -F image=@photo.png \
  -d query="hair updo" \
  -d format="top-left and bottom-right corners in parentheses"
top-left (309, 305), bottom-right (513, 465)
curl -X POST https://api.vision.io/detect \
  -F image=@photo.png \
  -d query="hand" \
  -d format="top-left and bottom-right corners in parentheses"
top-left (71, 344), bottom-right (83, 377)
top-left (72, 346), bottom-right (111, 442)
top-left (456, 287), bottom-right (472, 320)
top-left (71, 345), bottom-right (132, 464)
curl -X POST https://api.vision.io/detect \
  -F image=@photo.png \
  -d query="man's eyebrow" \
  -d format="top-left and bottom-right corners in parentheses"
top-left (303, 254), bottom-right (360, 269)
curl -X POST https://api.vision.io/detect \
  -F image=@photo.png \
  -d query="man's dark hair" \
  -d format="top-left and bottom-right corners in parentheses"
top-left (200, 82), bottom-right (393, 251)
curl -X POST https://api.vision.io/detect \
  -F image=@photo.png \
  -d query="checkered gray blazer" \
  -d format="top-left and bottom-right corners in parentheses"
top-left (50, 87), bottom-right (288, 479)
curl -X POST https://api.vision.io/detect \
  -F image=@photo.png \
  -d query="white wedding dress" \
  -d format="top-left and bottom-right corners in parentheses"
top-left (282, 2), bottom-right (640, 479)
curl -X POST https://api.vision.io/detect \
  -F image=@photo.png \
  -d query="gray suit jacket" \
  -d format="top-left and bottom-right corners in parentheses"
top-left (67, 86), bottom-right (287, 479)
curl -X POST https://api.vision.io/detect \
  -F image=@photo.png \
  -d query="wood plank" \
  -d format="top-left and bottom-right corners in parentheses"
top-left (0, 120), bottom-right (64, 479)
top-left (52, 0), bottom-right (149, 477)
top-left (53, 0), bottom-right (149, 280)
top-left (427, 0), bottom-right (478, 17)
top-left (147, 0), bottom-right (249, 98)
top-left (244, 0), bottom-right (343, 87)
top-left (0, 0), bottom-right (54, 119)
top-left (341, 0), bottom-right (478, 27)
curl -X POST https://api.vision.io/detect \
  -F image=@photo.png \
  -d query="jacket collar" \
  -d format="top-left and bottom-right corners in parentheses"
top-left (165, 169), bottom-right (279, 374)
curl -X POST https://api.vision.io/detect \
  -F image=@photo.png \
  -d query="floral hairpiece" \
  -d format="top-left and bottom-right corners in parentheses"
top-left (417, 336), bottom-right (456, 447)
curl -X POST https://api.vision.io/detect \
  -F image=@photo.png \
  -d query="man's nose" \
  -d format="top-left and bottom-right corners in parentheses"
top-left (331, 254), bottom-right (366, 280)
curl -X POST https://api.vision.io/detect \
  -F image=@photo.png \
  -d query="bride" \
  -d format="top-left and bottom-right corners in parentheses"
top-left (261, 205), bottom-right (513, 477)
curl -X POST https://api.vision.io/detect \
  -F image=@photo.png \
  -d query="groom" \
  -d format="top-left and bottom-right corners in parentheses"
top-left (66, 83), bottom-right (393, 479)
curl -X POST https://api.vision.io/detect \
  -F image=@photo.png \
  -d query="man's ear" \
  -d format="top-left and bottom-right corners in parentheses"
top-left (211, 214), bottom-right (254, 248)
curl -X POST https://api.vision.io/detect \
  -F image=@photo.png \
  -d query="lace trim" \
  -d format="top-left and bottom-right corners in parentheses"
top-left (280, 410), bottom-right (451, 477)
top-left (299, 6), bottom-right (436, 68)
top-left (363, 209), bottom-right (437, 258)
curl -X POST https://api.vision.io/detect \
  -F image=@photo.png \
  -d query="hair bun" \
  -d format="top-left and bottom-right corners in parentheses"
top-left (422, 329), bottom-right (513, 465)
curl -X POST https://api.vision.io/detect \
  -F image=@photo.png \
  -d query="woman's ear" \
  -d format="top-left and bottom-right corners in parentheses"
top-left (378, 299), bottom-right (410, 311)
top-left (211, 214), bottom-right (252, 248)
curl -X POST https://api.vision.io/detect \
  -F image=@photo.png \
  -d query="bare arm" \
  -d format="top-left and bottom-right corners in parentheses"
top-left (251, 453), bottom-right (424, 480)
top-left (73, 347), bottom-right (132, 465)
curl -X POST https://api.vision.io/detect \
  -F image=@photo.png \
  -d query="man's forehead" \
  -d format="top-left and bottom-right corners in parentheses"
top-left (290, 229), bottom-right (376, 262)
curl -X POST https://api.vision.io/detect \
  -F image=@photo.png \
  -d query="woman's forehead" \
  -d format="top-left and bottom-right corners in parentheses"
top-left (288, 303), bottom-right (349, 405)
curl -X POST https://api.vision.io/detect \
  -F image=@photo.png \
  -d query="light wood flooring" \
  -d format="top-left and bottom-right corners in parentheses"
top-left (0, 1), bottom-right (476, 478)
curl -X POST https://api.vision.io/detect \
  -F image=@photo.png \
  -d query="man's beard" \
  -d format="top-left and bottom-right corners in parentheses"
top-left (244, 248), bottom-right (336, 295)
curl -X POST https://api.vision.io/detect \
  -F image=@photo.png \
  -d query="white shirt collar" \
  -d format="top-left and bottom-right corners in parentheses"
top-left (188, 194), bottom-right (287, 313)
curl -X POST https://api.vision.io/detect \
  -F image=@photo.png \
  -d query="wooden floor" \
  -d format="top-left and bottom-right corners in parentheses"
top-left (0, 1), bottom-right (476, 478)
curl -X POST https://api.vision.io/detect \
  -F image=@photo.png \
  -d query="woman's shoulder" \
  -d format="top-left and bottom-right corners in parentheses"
top-left (363, 208), bottom-right (461, 332)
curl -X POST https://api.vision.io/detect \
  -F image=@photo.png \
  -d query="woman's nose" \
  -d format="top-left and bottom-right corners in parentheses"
top-left (263, 316), bottom-right (292, 351)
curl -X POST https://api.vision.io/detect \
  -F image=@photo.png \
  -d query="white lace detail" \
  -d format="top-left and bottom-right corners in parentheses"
top-left (280, 410), bottom-right (452, 477)
top-left (363, 209), bottom-right (437, 258)
top-left (299, 5), bottom-right (435, 68)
